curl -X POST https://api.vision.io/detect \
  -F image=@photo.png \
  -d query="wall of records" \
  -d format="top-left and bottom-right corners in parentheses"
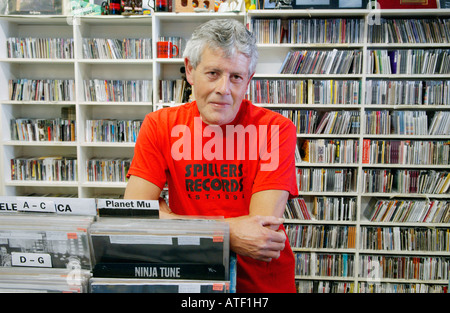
top-left (0, 8), bottom-right (449, 293)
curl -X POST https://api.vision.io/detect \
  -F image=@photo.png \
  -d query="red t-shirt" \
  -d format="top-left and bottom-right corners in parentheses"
top-left (128, 100), bottom-right (299, 292)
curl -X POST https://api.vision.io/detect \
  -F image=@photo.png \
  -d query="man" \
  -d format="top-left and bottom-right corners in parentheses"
top-left (125, 19), bottom-right (298, 292)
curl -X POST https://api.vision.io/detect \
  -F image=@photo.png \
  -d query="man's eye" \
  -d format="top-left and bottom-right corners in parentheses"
top-left (231, 75), bottom-right (243, 82)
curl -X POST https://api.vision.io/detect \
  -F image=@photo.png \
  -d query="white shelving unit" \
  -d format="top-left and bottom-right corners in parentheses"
top-left (0, 12), bottom-right (245, 198)
top-left (248, 9), bottom-right (450, 293)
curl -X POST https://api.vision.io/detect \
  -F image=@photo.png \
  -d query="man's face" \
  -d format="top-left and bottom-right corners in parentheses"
top-left (185, 46), bottom-right (254, 125)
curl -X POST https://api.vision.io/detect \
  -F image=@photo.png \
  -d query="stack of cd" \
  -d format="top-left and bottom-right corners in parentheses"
top-left (88, 218), bottom-right (231, 293)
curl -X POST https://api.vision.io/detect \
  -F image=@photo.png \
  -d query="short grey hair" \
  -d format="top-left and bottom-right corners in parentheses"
top-left (183, 19), bottom-right (258, 77)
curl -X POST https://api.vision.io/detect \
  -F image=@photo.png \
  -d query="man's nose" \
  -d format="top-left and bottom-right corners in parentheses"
top-left (215, 75), bottom-right (231, 95)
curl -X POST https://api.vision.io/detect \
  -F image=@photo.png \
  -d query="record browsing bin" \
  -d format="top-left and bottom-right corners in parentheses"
top-left (0, 196), bottom-right (233, 293)
top-left (89, 218), bottom-right (232, 293)
top-left (0, 198), bottom-right (95, 292)
top-left (90, 218), bottom-right (229, 280)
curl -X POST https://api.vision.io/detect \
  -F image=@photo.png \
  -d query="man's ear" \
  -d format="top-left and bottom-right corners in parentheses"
top-left (184, 57), bottom-right (195, 86)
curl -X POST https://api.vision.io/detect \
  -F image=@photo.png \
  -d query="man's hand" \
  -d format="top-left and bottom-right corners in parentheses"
top-left (125, 177), bottom-right (290, 262)
top-left (228, 215), bottom-right (286, 262)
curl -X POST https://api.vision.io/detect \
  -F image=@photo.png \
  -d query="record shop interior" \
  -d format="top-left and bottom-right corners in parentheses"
top-left (0, 0), bottom-right (450, 294)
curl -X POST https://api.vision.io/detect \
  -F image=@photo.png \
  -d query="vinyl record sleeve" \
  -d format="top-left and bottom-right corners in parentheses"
top-left (0, 215), bottom-right (93, 270)
top-left (90, 277), bottom-right (229, 293)
top-left (0, 212), bottom-right (94, 227)
top-left (92, 263), bottom-right (225, 280)
top-left (0, 268), bottom-right (91, 293)
top-left (0, 280), bottom-right (83, 293)
top-left (0, 228), bottom-right (92, 270)
top-left (89, 219), bottom-right (229, 279)
top-left (90, 233), bottom-right (224, 264)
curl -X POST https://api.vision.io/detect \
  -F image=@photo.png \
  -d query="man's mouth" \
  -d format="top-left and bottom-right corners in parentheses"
top-left (210, 101), bottom-right (230, 107)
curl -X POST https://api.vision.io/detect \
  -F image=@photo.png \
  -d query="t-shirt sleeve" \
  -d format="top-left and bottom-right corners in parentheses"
top-left (126, 113), bottom-right (168, 189)
top-left (251, 118), bottom-right (299, 198)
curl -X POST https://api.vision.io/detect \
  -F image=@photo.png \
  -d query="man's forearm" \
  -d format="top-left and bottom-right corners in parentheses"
top-left (126, 175), bottom-right (290, 262)
top-left (159, 201), bottom-right (287, 262)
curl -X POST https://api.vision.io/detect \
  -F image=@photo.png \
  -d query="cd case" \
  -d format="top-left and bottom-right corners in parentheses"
top-left (0, 214), bottom-right (93, 270)
top-left (89, 218), bottom-right (230, 281)
top-left (90, 278), bottom-right (229, 293)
